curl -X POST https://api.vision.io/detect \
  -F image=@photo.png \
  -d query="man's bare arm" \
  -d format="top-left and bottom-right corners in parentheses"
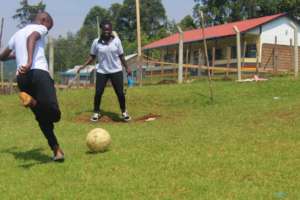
top-left (0, 48), bottom-right (14, 61)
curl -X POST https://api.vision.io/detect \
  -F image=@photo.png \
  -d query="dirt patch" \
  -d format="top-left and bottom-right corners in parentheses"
top-left (134, 113), bottom-right (161, 122)
top-left (74, 113), bottom-right (161, 124)
top-left (75, 113), bottom-right (121, 124)
top-left (252, 105), bottom-right (300, 127)
top-left (267, 105), bottom-right (300, 122)
top-left (275, 111), bottom-right (298, 120)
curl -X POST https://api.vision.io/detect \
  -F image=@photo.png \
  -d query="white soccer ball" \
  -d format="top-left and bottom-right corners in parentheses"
top-left (86, 128), bottom-right (111, 152)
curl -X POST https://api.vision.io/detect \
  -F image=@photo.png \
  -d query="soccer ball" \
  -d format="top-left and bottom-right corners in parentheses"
top-left (86, 128), bottom-right (111, 152)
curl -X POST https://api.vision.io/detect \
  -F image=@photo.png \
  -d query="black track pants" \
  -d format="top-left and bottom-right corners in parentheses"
top-left (94, 71), bottom-right (126, 113)
top-left (17, 69), bottom-right (61, 150)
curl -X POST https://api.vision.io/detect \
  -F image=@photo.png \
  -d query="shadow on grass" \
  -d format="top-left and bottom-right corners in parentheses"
top-left (1, 147), bottom-right (53, 169)
top-left (85, 149), bottom-right (110, 155)
top-left (100, 110), bottom-right (123, 122)
top-left (75, 109), bottom-right (123, 123)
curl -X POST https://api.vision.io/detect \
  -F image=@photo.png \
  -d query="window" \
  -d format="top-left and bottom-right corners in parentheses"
top-left (231, 46), bottom-right (237, 59)
top-left (246, 44), bottom-right (257, 58)
top-left (215, 48), bottom-right (223, 60)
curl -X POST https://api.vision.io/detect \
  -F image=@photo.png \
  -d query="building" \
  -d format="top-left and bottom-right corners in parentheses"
top-left (60, 65), bottom-right (96, 85)
top-left (143, 13), bottom-right (300, 73)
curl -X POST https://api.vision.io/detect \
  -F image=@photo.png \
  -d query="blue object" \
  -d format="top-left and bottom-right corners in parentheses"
top-left (127, 76), bottom-right (134, 87)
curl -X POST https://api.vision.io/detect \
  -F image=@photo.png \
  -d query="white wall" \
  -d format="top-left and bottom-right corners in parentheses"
top-left (259, 17), bottom-right (300, 46)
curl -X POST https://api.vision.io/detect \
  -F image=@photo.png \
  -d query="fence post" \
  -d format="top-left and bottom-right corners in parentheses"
top-left (185, 47), bottom-right (189, 80)
top-left (233, 26), bottom-right (242, 81)
top-left (48, 36), bottom-right (54, 79)
top-left (290, 22), bottom-right (298, 78)
top-left (226, 46), bottom-right (231, 77)
top-left (135, 0), bottom-right (143, 86)
top-left (212, 47), bottom-right (215, 76)
top-left (0, 17), bottom-right (4, 90)
top-left (0, 62), bottom-right (3, 90)
top-left (176, 25), bottom-right (183, 84)
top-left (198, 48), bottom-right (202, 76)
top-left (256, 35), bottom-right (261, 74)
top-left (242, 40), bottom-right (247, 69)
top-left (274, 36), bottom-right (278, 74)
top-left (9, 73), bottom-right (13, 94)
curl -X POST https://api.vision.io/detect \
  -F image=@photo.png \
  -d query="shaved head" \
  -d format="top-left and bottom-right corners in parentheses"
top-left (35, 12), bottom-right (53, 30)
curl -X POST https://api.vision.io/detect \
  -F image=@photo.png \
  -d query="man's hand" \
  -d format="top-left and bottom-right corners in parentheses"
top-left (0, 48), bottom-right (14, 61)
top-left (18, 63), bottom-right (31, 74)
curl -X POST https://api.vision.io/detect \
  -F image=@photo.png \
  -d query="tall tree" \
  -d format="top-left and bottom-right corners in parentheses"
top-left (79, 6), bottom-right (111, 47)
top-left (109, 3), bottom-right (123, 29)
top-left (178, 15), bottom-right (197, 31)
top-left (53, 32), bottom-right (89, 72)
top-left (117, 0), bottom-right (167, 42)
top-left (13, 0), bottom-right (46, 28)
top-left (193, 0), bottom-right (231, 26)
top-left (193, 0), bottom-right (300, 26)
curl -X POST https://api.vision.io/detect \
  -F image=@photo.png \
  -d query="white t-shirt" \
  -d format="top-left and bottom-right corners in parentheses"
top-left (8, 24), bottom-right (49, 72)
top-left (90, 36), bottom-right (124, 74)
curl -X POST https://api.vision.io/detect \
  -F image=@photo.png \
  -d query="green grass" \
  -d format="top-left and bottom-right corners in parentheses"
top-left (0, 77), bottom-right (300, 199)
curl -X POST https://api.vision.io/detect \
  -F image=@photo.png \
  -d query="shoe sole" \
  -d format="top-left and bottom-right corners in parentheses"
top-left (19, 92), bottom-right (33, 106)
top-left (52, 156), bottom-right (65, 162)
top-left (123, 117), bottom-right (131, 122)
top-left (90, 118), bottom-right (99, 122)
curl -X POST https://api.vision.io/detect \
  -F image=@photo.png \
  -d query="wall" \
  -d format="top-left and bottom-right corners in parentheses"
top-left (260, 17), bottom-right (300, 46)
top-left (261, 43), bottom-right (300, 71)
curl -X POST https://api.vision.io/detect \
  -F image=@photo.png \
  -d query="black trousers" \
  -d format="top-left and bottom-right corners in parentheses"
top-left (94, 71), bottom-right (126, 113)
top-left (17, 69), bottom-right (61, 151)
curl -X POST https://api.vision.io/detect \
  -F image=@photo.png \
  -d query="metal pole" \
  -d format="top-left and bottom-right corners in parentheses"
top-left (233, 26), bottom-right (242, 81)
top-left (177, 25), bottom-right (183, 84)
top-left (135, 0), bottom-right (142, 85)
top-left (290, 22), bottom-right (298, 78)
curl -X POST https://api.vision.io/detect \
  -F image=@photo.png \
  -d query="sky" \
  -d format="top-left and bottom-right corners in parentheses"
top-left (0, 0), bottom-right (196, 45)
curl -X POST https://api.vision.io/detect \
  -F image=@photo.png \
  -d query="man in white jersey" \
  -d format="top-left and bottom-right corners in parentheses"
top-left (78, 20), bottom-right (131, 122)
top-left (0, 12), bottom-right (64, 161)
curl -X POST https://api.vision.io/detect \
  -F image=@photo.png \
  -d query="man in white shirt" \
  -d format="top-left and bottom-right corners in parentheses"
top-left (0, 12), bottom-right (64, 161)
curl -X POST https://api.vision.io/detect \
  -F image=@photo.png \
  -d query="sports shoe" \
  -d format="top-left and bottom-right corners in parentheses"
top-left (121, 111), bottom-right (131, 122)
top-left (90, 112), bottom-right (101, 122)
top-left (19, 92), bottom-right (37, 107)
top-left (52, 147), bottom-right (65, 162)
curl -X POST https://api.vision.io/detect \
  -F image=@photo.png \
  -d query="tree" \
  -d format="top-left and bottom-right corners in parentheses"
top-left (79, 6), bottom-right (111, 47)
top-left (193, 0), bottom-right (300, 26)
top-left (53, 32), bottom-right (89, 72)
top-left (13, 0), bottom-right (46, 28)
top-left (178, 15), bottom-right (196, 31)
top-left (193, 0), bottom-right (231, 26)
top-left (109, 3), bottom-right (123, 29)
top-left (117, 0), bottom-right (167, 42)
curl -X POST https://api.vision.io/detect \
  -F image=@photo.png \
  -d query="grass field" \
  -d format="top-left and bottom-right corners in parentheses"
top-left (0, 77), bottom-right (300, 199)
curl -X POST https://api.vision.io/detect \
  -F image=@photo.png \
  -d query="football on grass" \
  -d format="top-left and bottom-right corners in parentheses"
top-left (86, 128), bottom-right (111, 152)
